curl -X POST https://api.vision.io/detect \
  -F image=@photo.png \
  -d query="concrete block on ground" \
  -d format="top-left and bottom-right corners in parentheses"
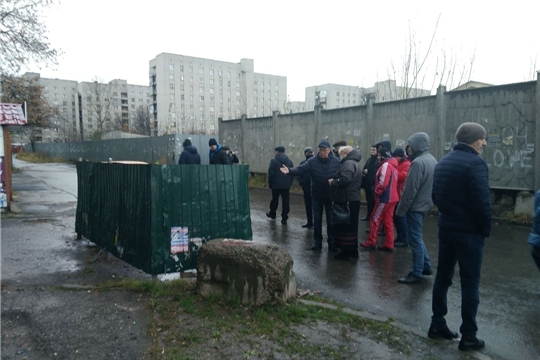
top-left (515, 191), bottom-right (534, 216)
top-left (196, 239), bottom-right (296, 305)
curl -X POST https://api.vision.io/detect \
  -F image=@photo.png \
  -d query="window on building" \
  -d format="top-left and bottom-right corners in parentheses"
top-left (181, 95), bottom-right (184, 100)
top-left (199, 68), bottom-right (204, 73)
top-left (199, 77), bottom-right (204, 83)
top-left (180, 65), bottom-right (184, 71)
top-left (210, 97), bottom-right (215, 101)
top-left (236, 99), bottom-right (240, 104)
top-left (199, 87), bottom-right (204, 93)
top-left (189, 76), bottom-right (193, 82)
top-left (190, 95), bottom-right (194, 101)
top-left (236, 91), bottom-right (240, 96)
top-left (200, 96), bottom-right (205, 101)
top-left (218, 70), bottom-right (222, 77)
top-left (190, 104), bottom-right (194, 109)
top-left (227, 71), bottom-right (231, 78)
top-left (227, 90), bottom-right (231, 96)
top-left (209, 69), bottom-right (214, 75)
top-left (180, 75), bottom-right (184, 81)
top-left (189, 86), bottom-right (193, 91)
top-left (169, 64), bottom-right (174, 70)
top-left (210, 88), bottom-right (214, 94)
top-left (219, 80), bottom-right (223, 85)
top-left (209, 79), bottom-right (214, 84)
top-left (189, 66), bottom-right (193, 72)
top-left (336, 92), bottom-right (339, 96)
top-left (236, 82), bottom-right (240, 87)
top-left (170, 93), bottom-right (175, 99)
top-left (169, 74), bottom-right (174, 80)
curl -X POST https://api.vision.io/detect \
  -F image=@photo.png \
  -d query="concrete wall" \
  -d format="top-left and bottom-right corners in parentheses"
top-left (219, 76), bottom-right (539, 191)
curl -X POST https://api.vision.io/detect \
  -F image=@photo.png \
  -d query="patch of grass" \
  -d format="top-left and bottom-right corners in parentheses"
top-left (16, 152), bottom-right (66, 163)
top-left (248, 172), bottom-right (267, 188)
top-left (94, 278), bottom-right (418, 359)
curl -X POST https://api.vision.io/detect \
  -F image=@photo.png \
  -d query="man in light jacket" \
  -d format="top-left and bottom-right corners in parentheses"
top-left (395, 132), bottom-right (437, 284)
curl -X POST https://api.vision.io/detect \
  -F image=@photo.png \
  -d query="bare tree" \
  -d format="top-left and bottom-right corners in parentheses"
top-left (1, 74), bottom-right (56, 149)
top-left (84, 79), bottom-right (113, 140)
top-left (0, 0), bottom-right (61, 75)
top-left (526, 54), bottom-right (538, 81)
top-left (387, 14), bottom-right (475, 99)
top-left (132, 105), bottom-right (151, 135)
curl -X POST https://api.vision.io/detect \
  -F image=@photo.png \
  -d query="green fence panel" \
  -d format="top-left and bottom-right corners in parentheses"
top-left (76, 162), bottom-right (252, 275)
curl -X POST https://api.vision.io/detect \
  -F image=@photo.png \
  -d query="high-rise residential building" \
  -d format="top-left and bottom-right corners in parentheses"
top-left (77, 79), bottom-right (150, 140)
top-left (149, 53), bottom-right (287, 136)
top-left (23, 72), bottom-right (80, 143)
top-left (304, 80), bottom-right (431, 110)
top-left (22, 73), bottom-right (150, 142)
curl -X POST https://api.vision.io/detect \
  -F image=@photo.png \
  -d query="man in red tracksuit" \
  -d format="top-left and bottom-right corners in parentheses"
top-left (360, 148), bottom-right (399, 251)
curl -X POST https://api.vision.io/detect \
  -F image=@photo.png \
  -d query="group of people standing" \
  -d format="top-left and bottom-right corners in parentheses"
top-left (267, 123), bottom-right (493, 352)
top-left (178, 137), bottom-right (239, 165)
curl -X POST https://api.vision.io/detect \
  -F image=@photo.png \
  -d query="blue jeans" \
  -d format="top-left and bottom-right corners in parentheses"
top-left (312, 197), bottom-right (334, 247)
top-left (406, 211), bottom-right (431, 277)
top-left (431, 229), bottom-right (484, 337)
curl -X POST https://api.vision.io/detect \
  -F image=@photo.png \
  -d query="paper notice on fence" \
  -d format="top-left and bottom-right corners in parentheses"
top-left (171, 226), bottom-right (189, 254)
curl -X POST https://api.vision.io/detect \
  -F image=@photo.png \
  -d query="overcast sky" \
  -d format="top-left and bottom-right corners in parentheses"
top-left (27, 0), bottom-right (540, 101)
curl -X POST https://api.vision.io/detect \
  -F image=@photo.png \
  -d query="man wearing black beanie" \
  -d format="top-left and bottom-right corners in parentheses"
top-left (429, 122), bottom-right (490, 352)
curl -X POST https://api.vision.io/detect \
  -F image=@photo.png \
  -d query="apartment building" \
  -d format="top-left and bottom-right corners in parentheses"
top-left (23, 72), bottom-right (80, 142)
top-left (304, 80), bottom-right (431, 110)
top-left (149, 53), bottom-right (287, 136)
top-left (77, 79), bottom-right (150, 140)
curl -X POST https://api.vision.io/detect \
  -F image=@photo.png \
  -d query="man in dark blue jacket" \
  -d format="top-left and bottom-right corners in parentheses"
top-left (178, 138), bottom-right (201, 165)
top-left (281, 140), bottom-right (340, 251)
top-left (208, 138), bottom-right (230, 165)
top-left (267, 146), bottom-right (294, 224)
top-left (429, 122), bottom-right (491, 352)
top-left (298, 147), bottom-right (314, 228)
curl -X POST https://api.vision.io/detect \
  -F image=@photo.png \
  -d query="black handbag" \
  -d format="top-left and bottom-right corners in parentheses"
top-left (332, 202), bottom-right (350, 224)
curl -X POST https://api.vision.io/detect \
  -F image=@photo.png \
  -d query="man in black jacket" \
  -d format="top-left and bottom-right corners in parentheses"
top-left (208, 138), bottom-right (230, 165)
top-left (298, 147), bottom-right (315, 228)
top-left (179, 138), bottom-right (201, 165)
top-left (361, 145), bottom-right (378, 221)
top-left (429, 122), bottom-right (491, 352)
top-left (280, 140), bottom-right (340, 251)
top-left (267, 146), bottom-right (294, 224)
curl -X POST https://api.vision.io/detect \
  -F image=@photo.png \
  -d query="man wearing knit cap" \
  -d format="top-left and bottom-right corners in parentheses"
top-left (429, 122), bottom-right (491, 352)
top-left (267, 146), bottom-right (294, 224)
top-left (208, 138), bottom-right (230, 164)
top-left (332, 140), bottom-right (347, 159)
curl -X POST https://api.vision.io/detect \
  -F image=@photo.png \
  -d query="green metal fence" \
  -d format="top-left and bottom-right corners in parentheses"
top-left (75, 162), bottom-right (252, 275)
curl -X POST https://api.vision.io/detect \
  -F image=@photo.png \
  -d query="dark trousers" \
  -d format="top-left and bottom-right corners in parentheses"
top-left (269, 188), bottom-right (290, 220)
top-left (431, 228), bottom-right (484, 338)
top-left (365, 186), bottom-right (375, 219)
top-left (334, 201), bottom-right (360, 252)
top-left (302, 186), bottom-right (313, 225)
top-left (312, 197), bottom-right (333, 247)
top-left (532, 245), bottom-right (540, 271)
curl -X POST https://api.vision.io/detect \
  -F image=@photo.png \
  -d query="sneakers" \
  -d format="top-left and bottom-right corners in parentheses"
top-left (394, 240), bottom-right (408, 247)
top-left (301, 223), bottom-right (313, 228)
top-left (428, 324), bottom-right (458, 340)
top-left (398, 272), bottom-right (422, 284)
top-left (377, 246), bottom-right (394, 252)
top-left (422, 268), bottom-right (433, 276)
top-left (266, 212), bottom-right (276, 220)
top-left (459, 337), bottom-right (485, 351)
top-left (281, 219), bottom-right (287, 225)
top-left (333, 251), bottom-right (351, 260)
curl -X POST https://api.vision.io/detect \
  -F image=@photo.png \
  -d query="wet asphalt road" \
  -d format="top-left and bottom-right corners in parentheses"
top-left (5, 159), bottom-right (540, 359)
top-left (250, 188), bottom-right (540, 360)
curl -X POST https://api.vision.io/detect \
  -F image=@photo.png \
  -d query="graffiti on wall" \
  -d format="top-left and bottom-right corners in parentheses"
top-left (485, 124), bottom-right (533, 170)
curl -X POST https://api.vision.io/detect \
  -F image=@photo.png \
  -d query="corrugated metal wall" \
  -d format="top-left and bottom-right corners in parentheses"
top-left (76, 162), bottom-right (252, 275)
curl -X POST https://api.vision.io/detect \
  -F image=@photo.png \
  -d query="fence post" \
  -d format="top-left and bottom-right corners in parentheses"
top-left (435, 85), bottom-right (447, 160)
top-left (535, 71), bottom-right (540, 190)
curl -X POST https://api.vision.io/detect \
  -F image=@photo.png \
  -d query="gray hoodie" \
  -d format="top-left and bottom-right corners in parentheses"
top-left (396, 132), bottom-right (438, 215)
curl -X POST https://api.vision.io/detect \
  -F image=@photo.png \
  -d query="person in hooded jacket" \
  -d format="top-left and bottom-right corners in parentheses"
top-left (267, 146), bottom-right (294, 224)
top-left (328, 146), bottom-right (363, 260)
top-left (392, 148), bottom-right (410, 247)
top-left (298, 147), bottom-right (315, 228)
top-left (396, 132), bottom-right (437, 284)
top-left (281, 140), bottom-right (340, 252)
top-left (360, 148), bottom-right (399, 251)
top-left (222, 146), bottom-right (240, 164)
top-left (361, 145), bottom-right (379, 221)
top-left (208, 138), bottom-right (230, 165)
top-left (178, 138), bottom-right (201, 165)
